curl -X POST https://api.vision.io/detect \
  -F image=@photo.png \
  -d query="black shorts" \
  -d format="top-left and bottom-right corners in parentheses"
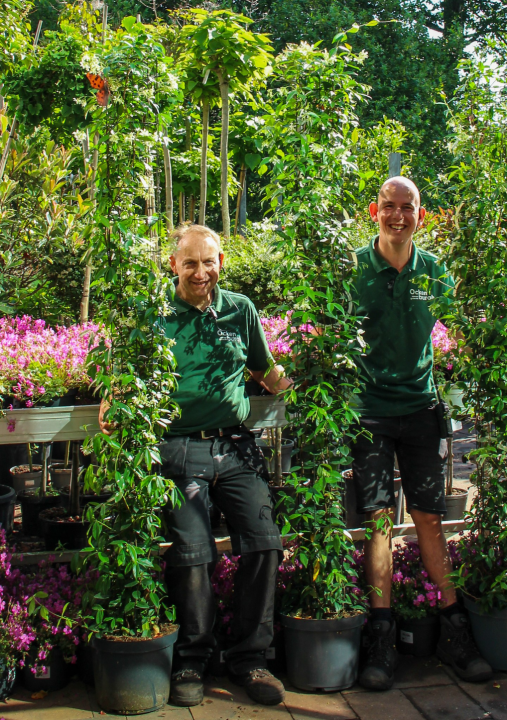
top-left (159, 431), bottom-right (282, 567)
top-left (351, 406), bottom-right (448, 516)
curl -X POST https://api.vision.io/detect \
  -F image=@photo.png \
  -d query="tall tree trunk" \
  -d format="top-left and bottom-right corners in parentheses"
top-left (162, 139), bottom-right (173, 233)
top-left (189, 195), bottom-right (196, 222)
top-left (80, 131), bottom-right (99, 323)
top-left (199, 98), bottom-right (210, 225)
top-left (179, 192), bottom-right (185, 223)
top-left (146, 161), bottom-right (159, 268)
top-left (234, 163), bottom-right (246, 236)
top-left (216, 69), bottom-right (230, 238)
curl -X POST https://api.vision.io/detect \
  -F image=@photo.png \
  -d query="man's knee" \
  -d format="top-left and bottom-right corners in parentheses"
top-left (410, 508), bottom-right (443, 528)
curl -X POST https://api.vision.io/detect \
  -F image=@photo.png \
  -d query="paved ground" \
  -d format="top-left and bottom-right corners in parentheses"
top-left (3, 659), bottom-right (507, 720)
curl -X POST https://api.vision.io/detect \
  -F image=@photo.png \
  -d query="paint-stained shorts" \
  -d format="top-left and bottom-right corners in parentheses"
top-left (160, 430), bottom-right (282, 567)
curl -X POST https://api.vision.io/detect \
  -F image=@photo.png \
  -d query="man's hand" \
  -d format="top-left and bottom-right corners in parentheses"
top-left (98, 399), bottom-right (116, 436)
top-left (249, 365), bottom-right (293, 395)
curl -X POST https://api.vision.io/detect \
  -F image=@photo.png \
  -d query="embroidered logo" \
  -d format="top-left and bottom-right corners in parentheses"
top-left (217, 328), bottom-right (240, 342)
top-left (410, 288), bottom-right (434, 301)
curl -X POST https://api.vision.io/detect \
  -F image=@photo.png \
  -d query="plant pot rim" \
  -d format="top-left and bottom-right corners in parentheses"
top-left (39, 508), bottom-right (89, 527)
top-left (445, 488), bottom-right (469, 497)
top-left (9, 465), bottom-right (42, 474)
top-left (18, 490), bottom-right (60, 502)
top-left (280, 612), bottom-right (365, 632)
top-left (92, 626), bottom-right (179, 654)
top-left (0, 485), bottom-right (15, 501)
top-left (463, 595), bottom-right (507, 618)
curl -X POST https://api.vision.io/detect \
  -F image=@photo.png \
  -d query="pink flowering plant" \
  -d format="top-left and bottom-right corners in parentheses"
top-left (431, 320), bottom-right (460, 386)
top-left (260, 311), bottom-right (314, 362)
top-left (391, 542), bottom-right (442, 620)
top-left (0, 315), bottom-right (102, 408)
top-left (0, 529), bottom-right (94, 675)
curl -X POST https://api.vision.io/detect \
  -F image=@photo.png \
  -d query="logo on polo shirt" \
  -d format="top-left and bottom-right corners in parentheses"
top-left (410, 288), bottom-right (434, 301)
top-left (217, 328), bottom-right (240, 342)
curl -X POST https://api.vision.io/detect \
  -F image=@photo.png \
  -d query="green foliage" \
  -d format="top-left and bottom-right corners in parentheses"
top-left (77, 24), bottom-right (182, 638)
top-left (432, 58), bottom-right (507, 612)
top-left (0, 128), bottom-right (90, 321)
top-left (0, 0), bottom-right (33, 75)
top-left (263, 38), bottom-right (368, 619)
top-left (3, 32), bottom-right (89, 142)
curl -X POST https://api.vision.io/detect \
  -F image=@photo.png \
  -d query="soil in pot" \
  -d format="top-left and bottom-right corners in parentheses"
top-left (9, 465), bottom-right (42, 496)
top-left (40, 506), bottom-right (90, 551)
top-left (22, 646), bottom-right (71, 692)
top-left (59, 485), bottom-right (113, 509)
top-left (445, 487), bottom-right (469, 521)
top-left (281, 613), bottom-right (365, 691)
top-left (19, 490), bottom-right (61, 537)
top-left (93, 625), bottom-right (179, 715)
top-left (396, 614), bottom-right (440, 657)
top-left (464, 596), bottom-right (507, 671)
top-left (0, 485), bottom-right (15, 533)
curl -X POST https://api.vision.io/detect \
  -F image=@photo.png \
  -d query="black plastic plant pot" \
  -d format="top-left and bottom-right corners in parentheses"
top-left (396, 614), bottom-right (440, 657)
top-left (19, 491), bottom-right (61, 537)
top-left (0, 485), bottom-right (15, 533)
top-left (0, 660), bottom-right (16, 701)
top-left (464, 596), bottom-right (507, 671)
top-left (92, 627), bottom-right (179, 715)
top-left (22, 647), bottom-right (71, 692)
top-left (40, 506), bottom-right (90, 551)
top-left (280, 613), bottom-right (365, 692)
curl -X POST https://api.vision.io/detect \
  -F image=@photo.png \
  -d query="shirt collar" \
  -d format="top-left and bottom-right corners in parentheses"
top-left (369, 235), bottom-right (426, 274)
top-left (169, 279), bottom-right (223, 314)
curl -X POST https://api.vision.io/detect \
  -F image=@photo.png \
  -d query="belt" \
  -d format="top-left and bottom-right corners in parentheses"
top-left (187, 425), bottom-right (246, 440)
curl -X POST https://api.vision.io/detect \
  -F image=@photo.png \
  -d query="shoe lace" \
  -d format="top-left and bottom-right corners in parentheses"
top-left (367, 633), bottom-right (393, 667)
top-left (451, 627), bottom-right (481, 663)
top-left (173, 669), bottom-right (202, 682)
top-left (248, 669), bottom-right (272, 681)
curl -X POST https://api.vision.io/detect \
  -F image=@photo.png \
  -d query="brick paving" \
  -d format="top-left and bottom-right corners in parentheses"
top-left (3, 423), bottom-right (487, 720)
top-left (3, 661), bottom-right (507, 720)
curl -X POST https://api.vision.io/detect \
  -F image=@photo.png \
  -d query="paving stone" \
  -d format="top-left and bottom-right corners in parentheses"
top-left (404, 684), bottom-right (488, 720)
top-left (345, 688), bottom-right (426, 720)
top-left (127, 707), bottom-right (192, 719)
top-left (445, 672), bottom-right (507, 720)
top-left (393, 655), bottom-right (455, 689)
top-left (190, 678), bottom-right (288, 720)
top-left (284, 688), bottom-right (357, 719)
top-left (2, 681), bottom-right (94, 720)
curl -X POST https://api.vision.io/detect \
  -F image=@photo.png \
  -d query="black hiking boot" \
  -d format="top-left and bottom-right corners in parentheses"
top-left (170, 668), bottom-right (204, 706)
top-left (229, 668), bottom-right (285, 705)
top-left (437, 612), bottom-right (493, 682)
top-left (359, 619), bottom-right (398, 691)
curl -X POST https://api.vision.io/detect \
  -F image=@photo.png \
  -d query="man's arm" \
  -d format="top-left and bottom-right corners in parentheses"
top-left (248, 365), bottom-right (292, 395)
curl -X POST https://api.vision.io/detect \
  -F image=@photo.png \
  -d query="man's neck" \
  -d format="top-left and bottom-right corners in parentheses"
top-left (175, 282), bottom-right (213, 311)
top-left (376, 236), bottom-right (413, 272)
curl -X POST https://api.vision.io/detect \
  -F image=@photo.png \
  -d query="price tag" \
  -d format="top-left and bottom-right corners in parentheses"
top-left (400, 630), bottom-right (413, 644)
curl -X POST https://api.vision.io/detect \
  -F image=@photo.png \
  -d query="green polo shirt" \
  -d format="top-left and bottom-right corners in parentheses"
top-left (163, 282), bottom-right (272, 434)
top-left (353, 237), bottom-right (454, 417)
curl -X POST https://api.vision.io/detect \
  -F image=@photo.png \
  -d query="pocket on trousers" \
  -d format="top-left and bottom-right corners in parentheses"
top-left (158, 436), bottom-right (189, 479)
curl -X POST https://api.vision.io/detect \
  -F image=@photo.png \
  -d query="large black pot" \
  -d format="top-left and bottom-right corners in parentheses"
top-left (93, 627), bottom-right (179, 715)
top-left (281, 613), bottom-right (364, 692)
top-left (19, 491), bottom-right (61, 537)
top-left (59, 486), bottom-right (113, 510)
top-left (22, 646), bottom-right (71, 692)
top-left (40, 507), bottom-right (90, 550)
top-left (0, 485), bottom-right (15, 533)
top-left (396, 614), bottom-right (440, 657)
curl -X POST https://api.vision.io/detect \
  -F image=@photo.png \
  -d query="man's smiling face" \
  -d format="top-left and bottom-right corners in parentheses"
top-left (170, 232), bottom-right (224, 308)
top-left (369, 179), bottom-right (425, 247)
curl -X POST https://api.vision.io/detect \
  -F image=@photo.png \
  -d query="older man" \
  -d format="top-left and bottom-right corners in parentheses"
top-left (159, 224), bottom-right (288, 707)
top-left (352, 177), bottom-right (492, 690)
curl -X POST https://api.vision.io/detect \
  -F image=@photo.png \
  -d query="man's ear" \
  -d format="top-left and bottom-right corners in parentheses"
top-left (417, 207), bottom-right (426, 228)
top-left (369, 202), bottom-right (379, 222)
top-left (219, 252), bottom-right (225, 270)
top-left (169, 254), bottom-right (178, 274)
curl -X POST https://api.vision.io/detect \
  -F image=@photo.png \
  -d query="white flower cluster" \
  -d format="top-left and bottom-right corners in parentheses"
top-left (80, 52), bottom-right (103, 75)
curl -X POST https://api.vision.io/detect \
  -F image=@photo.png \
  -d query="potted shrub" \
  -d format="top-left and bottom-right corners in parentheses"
top-left (434, 59), bottom-right (507, 670)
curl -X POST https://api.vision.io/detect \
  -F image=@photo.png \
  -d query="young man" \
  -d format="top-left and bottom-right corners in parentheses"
top-left (159, 224), bottom-right (289, 707)
top-left (352, 177), bottom-right (492, 690)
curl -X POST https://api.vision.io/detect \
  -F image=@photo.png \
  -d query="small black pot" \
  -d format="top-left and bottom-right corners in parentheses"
top-left (22, 646), bottom-right (71, 692)
top-left (93, 628), bottom-right (179, 715)
top-left (19, 491), bottom-right (61, 537)
top-left (0, 661), bottom-right (16, 700)
top-left (396, 614), bottom-right (440, 657)
top-left (59, 486), bottom-right (113, 510)
top-left (0, 484), bottom-right (15, 533)
top-left (40, 507), bottom-right (90, 551)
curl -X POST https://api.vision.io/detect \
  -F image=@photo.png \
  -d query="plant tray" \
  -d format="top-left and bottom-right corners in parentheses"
top-left (0, 405), bottom-right (100, 444)
top-left (244, 395), bottom-right (288, 429)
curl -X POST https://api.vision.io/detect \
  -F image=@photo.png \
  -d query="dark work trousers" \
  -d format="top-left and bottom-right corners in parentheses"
top-left (161, 431), bottom-right (283, 676)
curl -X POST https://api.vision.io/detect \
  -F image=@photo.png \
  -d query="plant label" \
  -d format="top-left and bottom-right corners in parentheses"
top-left (400, 630), bottom-right (413, 644)
top-left (26, 480), bottom-right (35, 486)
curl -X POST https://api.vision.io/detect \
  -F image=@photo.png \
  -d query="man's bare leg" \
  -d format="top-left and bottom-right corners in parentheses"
top-left (364, 507), bottom-right (394, 607)
top-left (410, 508), bottom-right (456, 607)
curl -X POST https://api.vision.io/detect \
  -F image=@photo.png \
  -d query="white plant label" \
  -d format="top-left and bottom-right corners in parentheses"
top-left (400, 630), bottom-right (413, 644)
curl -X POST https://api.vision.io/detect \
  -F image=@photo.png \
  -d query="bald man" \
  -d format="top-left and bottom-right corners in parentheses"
top-left (351, 178), bottom-right (492, 689)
